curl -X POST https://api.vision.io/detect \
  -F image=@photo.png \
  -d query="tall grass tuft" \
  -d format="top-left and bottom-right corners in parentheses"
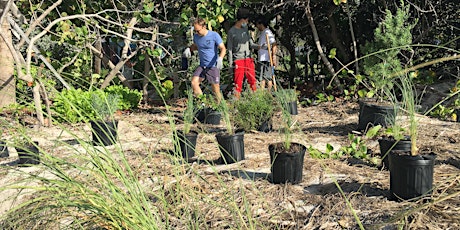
top-left (274, 88), bottom-right (296, 149)
top-left (0, 126), bottom-right (164, 229)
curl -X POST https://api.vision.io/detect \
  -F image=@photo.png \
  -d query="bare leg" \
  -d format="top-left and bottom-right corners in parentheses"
top-left (211, 83), bottom-right (222, 104)
top-left (260, 80), bottom-right (266, 89)
top-left (267, 80), bottom-right (273, 92)
top-left (191, 76), bottom-right (203, 96)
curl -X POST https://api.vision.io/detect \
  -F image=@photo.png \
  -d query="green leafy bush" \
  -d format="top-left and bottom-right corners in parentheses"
top-left (104, 85), bottom-right (142, 110)
top-left (52, 88), bottom-right (94, 123)
top-left (232, 90), bottom-right (276, 132)
top-left (52, 86), bottom-right (141, 123)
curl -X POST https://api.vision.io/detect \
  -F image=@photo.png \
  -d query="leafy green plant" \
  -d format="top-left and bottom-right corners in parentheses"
top-left (309, 126), bottom-right (382, 165)
top-left (52, 88), bottom-right (94, 123)
top-left (105, 85), bottom-right (142, 110)
top-left (315, 93), bottom-right (335, 103)
top-left (197, 93), bottom-right (219, 111)
top-left (149, 66), bottom-right (174, 100)
top-left (308, 143), bottom-right (342, 159)
top-left (232, 90), bottom-right (276, 131)
top-left (338, 134), bottom-right (369, 160)
top-left (52, 87), bottom-right (138, 123)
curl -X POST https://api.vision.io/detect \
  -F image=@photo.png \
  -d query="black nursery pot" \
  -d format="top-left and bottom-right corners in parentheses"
top-left (91, 120), bottom-right (119, 146)
top-left (358, 99), bottom-right (395, 131)
top-left (258, 120), bottom-right (273, 133)
top-left (389, 152), bottom-right (436, 201)
top-left (195, 108), bottom-right (221, 125)
top-left (205, 109), bottom-right (221, 125)
top-left (378, 137), bottom-right (411, 169)
top-left (0, 140), bottom-right (9, 158)
top-left (174, 130), bottom-right (198, 159)
top-left (216, 131), bottom-right (245, 164)
top-left (269, 143), bottom-right (306, 184)
top-left (288, 101), bottom-right (298, 115)
top-left (17, 141), bottom-right (40, 166)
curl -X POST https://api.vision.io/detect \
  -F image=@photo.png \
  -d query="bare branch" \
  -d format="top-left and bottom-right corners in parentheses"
top-left (17, 0), bottom-right (63, 49)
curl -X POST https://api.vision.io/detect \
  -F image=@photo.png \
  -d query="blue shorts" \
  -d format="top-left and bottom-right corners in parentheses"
top-left (258, 61), bottom-right (272, 81)
top-left (193, 66), bottom-right (220, 84)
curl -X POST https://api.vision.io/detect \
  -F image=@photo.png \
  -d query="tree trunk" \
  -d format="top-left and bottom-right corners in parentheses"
top-left (94, 31), bottom-right (102, 75)
top-left (0, 17), bottom-right (15, 107)
top-left (343, 3), bottom-right (359, 74)
top-left (305, 2), bottom-right (341, 89)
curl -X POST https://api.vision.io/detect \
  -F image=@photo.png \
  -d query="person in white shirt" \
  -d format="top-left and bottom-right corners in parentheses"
top-left (255, 16), bottom-right (277, 91)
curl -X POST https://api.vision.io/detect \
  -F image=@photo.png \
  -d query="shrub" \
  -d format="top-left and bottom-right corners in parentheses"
top-left (104, 85), bottom-right (142, 110)
top-left (52, 88), bottom-right (94, 123)
top-left (232, 90), bottom-right (276, 131)
top-left (52, 86), bottom-right (141, 123)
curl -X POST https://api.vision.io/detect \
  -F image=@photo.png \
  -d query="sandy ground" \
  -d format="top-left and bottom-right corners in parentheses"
top-left (0, 100), bottom-right (459, 229)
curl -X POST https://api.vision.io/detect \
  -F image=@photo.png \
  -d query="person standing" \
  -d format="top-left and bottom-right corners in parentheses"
top-left (183, 18), bottom-right (226, 102)
top-left (256, 16), bottom-right (277, 91)
top-left (227, 8), bottom-right (258, 99)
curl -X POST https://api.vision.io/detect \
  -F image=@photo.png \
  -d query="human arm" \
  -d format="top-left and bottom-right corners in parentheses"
top-left (217, 42), bottom-right (226, 69)
top-left (249, 30), bottom-right (259, 50)
top-left (271, 43), bottom-right (278, 66)
top-left (226, 30), bottom-right (233, 65)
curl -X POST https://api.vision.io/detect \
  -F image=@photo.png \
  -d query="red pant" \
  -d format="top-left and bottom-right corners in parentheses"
top-left (233, 58), bottom-right (256, 93)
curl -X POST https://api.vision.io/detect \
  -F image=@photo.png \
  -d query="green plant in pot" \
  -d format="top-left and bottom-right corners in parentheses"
top-left (388, 73), bottom-right (436, 201)
top-left (358, 3), bottom-right (415, 131)
top-left (195, 94), bottom-right (221, 125)
top-left (232, 90), bottom-right (276, 132)
top-left (13, 136), bottom-right (40, 166)
top-left (269, 88), bottom-right (306, 184)
top-left (274, 88), bottom-right (298, 115)
top-left (215, 97), bottom-right (244, 164)
top-left (90, 92), bottom-right (120, 146)
top-left (378, 123), bottom-right (411, 169)
top-left (173, 89), bottom-right (198, 160)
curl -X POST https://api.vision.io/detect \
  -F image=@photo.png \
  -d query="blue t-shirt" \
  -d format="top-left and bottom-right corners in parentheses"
top-left (194, 31), bottom-right (223, 67)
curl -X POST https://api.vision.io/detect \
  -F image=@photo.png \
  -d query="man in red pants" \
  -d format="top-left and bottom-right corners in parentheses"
top-left (227, 8), bottom-right (258, 99)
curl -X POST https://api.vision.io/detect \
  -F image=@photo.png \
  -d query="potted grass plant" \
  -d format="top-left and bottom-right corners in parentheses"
top-left (233, 89), bottom-right (276, 132)
top-left (269, 89), bottom-right (306, 184)
top-left (173, 89), bottom-right (198, 160)
top-left (358, 4), bottom-right (415, 131)
top-left (388, 73), bottom-right (436, 201)
top-left (274, 88), bottom-right (298, 115)
top-left (13, 136), bottom-right (40, 166)
top-left (215, 97), bottom-right (244, 164)
top-left (90, 92), bottom-right (120, 146)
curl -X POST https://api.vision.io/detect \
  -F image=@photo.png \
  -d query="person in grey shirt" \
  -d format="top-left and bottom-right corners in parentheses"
top-left (227, 8), bottom-right (259, 99)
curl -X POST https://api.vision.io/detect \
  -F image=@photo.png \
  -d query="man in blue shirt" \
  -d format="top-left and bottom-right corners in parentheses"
top-left (183, 18), bottom-right (226, 102)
